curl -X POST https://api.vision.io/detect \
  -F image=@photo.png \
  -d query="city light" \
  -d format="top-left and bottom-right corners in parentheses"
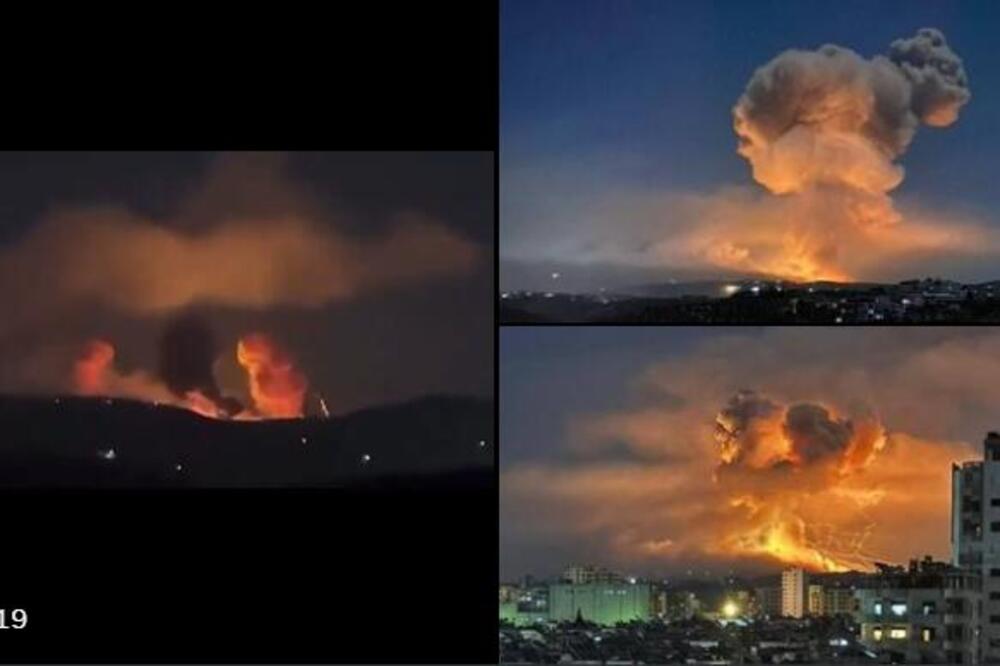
top-left (722, 600), bottom-right (738, 618)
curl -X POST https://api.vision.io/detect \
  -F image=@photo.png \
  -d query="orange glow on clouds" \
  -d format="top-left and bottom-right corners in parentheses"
top-left (502, 329), bottom-right (992, 574)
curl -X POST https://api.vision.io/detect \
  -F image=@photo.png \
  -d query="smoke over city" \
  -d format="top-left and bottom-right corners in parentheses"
top-left (502, 28), bottom-right (1000, 287)
top-left (501, 328), bottom-right (998, 578)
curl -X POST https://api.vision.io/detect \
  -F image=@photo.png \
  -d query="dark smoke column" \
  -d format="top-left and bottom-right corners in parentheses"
top-left (158, 312), bottom-right (242, 416)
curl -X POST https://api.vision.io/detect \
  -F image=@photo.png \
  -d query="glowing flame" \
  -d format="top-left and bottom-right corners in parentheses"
top-left (183, 390), bottom-right (225, 419)
top-left (711, 393), bottom-right (890, 572)
top-left (236, 333), bottom-right (308, 418)
top-left (73, 339), bottom-right (115, 395)
top-left (71, 334), bottom-right (311, 421)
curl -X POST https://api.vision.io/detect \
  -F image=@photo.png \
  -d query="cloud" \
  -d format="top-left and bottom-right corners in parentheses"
top-left (0, 153), bottom-right (480, 337)
top-left (502, 29), bottom-right (1000, 285)
top-left (502, 328), bottom-right (993, 576)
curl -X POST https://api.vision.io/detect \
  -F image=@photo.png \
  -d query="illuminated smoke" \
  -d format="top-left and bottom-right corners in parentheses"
top-left (73, 339), bottom-right (115, 395)
top-left (719, 27), bottom-right (972, 280)
top-left (711, 391), bottom-right (888, 571)
top-left (236, 333), bottom-right (308, 418)
top-left (0, 153), bottom-right (480, 338)
top-left (734, 28), bottom-right (969, 197)
top-left (502, 330), bottom-right (996, 577)
top-left (72, 338), bottom-right (176, 405)
top-left (502, 30), bottom-right (993, 285)
top-left (0, 211), bottom-right (478, 331)
top-left (183, 389), bottom-right (226, 419)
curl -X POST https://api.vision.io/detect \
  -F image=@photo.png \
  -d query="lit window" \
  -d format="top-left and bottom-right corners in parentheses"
top-left (874, 602), bottom-right (883, 616)
top-left (922, 628), bottom-right (934, 642)
top-left (890, 628), bottom-right (907, 639)
top-left (891, 603), bottom-right (907, 616)
top-left (873, 628), bottom-right (884, 641)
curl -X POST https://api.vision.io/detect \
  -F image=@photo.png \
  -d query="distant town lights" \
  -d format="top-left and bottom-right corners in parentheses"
top-left (721, 600), bottom-right (739, 618)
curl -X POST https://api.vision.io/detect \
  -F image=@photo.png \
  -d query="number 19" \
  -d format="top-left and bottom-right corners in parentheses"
top-left (0, 609), bottom-right (27, 629)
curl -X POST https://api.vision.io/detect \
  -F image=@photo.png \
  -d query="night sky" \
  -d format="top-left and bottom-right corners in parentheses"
top-left (501, 327), bottom-right (1000, 580)
top-left (501, 0), bottom-right (1000, 289)
top-left (0, 152), bottom-right (492, 415)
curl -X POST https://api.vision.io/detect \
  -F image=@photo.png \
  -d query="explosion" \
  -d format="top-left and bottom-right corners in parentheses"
top-left (236, 334), bottom-right (308, 418)
top-left (711, 391), bottom-right (888, 571)
top-left (71, 330), bottom-right (310, 421)
top-left (716, 28), bottom-right (972, 281)
top-left (501, 330), bottom-right (997, 579)
top-left (74, 339), bottom-right (115, 395)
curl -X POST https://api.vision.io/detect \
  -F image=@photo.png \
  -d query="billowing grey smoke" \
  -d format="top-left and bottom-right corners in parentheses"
top-left (158, 312), bottom-right (242, 416)
top-left (714, 389), bottom-right (884, 481)
top-left (783, 403), bottom-right (852, 464)
top-left (889, 28), bottom-right (970, 127)
top-left (714, 389), bottom-right (780, 465)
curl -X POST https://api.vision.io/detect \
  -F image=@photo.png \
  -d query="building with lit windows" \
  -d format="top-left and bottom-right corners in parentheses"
top-left (806, 582), bottom-right (857, 617)
top-left (951, 431), bottom-right (1000, 661)
top-left (548, 581), bottom-right (652, 624)
top-left (781, 568), bottom-right (807, 618)
top-left (560, 565), bottom-right (624, 585)
top-left (499, 575), bottom-right (653, 626)
top-left (499, 585), bottom-right (550, 626)
top-left (855, 557), bottom-right (980, 664)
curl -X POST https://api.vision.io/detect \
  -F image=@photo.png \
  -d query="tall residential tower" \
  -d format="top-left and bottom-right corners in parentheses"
top-left (951, 431), bottom-right (1000, 661)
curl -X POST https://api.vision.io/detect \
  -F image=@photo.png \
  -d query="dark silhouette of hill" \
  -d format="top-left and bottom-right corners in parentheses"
top-left (0, 394), bottom-right (493, 487)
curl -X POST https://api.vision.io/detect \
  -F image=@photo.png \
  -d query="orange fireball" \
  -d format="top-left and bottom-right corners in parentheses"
top-left (236, 333), bottom-right (308, 418)
top-left (74, 339), bottom-right (115, 395)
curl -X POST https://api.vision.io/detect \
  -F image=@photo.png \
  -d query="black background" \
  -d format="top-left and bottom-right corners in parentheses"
top-left (0, 2), bottom-right (497, 663)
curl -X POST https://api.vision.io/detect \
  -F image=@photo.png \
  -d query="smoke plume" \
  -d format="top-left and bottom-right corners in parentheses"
top-left (236, 333), bottom-right (308, 418)
top-left (710, 391), bottom-right (889, 570)
top-left (72, 338), bottom-right (177, 405)
top-left (734, 28), bottom-right (969, 198)
top-left (74, 339), bottom-right (115, 395)
top-left (0, 153), bottom-right (480, 340)
top-left (158, 312), bottom-right (239, 414)
top-left (502, 328), bottom-right (996, 577)
top-left (502, 28), bottom-right (1000, 285)
top-left (719, 27), bottom-right (972, 279)
top-left (0, 209), bottom-right (478, 332)
top-left (71, 328), bottom-right (309, 421)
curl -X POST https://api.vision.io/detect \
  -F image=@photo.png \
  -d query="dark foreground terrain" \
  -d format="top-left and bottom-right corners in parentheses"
top-left (501, 278), bottom-right (1000, 323)
top-left (0, 393), bottom-right (493, 487)
top-left (0, 393), bottom-right (497, 662)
